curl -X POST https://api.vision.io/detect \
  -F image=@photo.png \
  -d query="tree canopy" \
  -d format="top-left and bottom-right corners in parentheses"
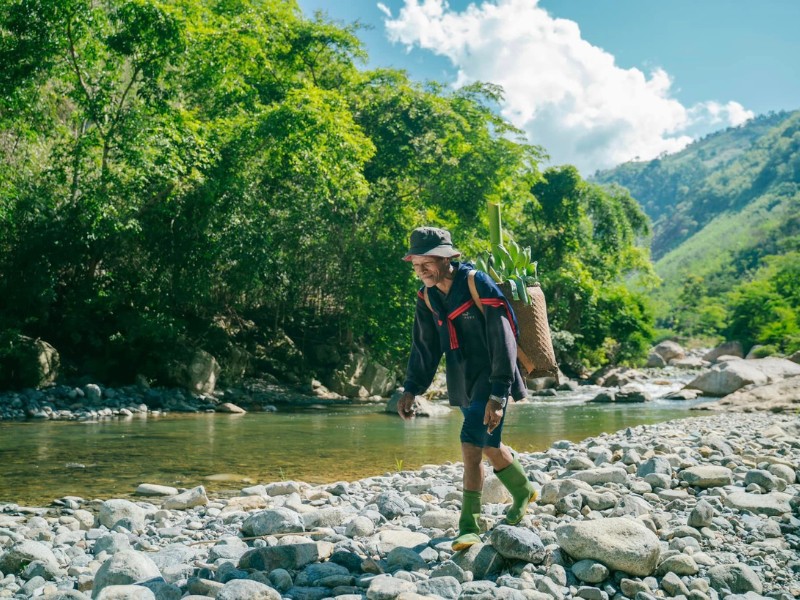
top-left (0, 0), bottom-right (657, 388)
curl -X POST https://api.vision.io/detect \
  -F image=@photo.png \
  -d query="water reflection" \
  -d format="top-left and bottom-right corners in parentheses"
top-left (0, 397), bottom-right (713, 505)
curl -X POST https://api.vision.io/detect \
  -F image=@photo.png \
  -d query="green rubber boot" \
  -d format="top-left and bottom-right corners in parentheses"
top-left (451, 489), bottom-right (482, 551)
top-left (495, 457), bottom-right (537, 525)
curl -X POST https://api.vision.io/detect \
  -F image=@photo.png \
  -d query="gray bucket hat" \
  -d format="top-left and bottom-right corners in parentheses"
top-left (402, 226), bottom-right (461, 261)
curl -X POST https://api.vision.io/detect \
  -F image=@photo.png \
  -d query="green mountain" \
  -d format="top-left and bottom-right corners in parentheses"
top-left (592, 110), bottom-right (800, 352)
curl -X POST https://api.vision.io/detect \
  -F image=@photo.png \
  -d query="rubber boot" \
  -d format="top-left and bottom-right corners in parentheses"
top-left (451, 490), bottom-right (482, 551)
top-left (495, 457), bottom-right (537, 525)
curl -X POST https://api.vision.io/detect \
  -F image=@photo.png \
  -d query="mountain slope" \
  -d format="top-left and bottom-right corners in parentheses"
top-left (593, 110), bottom-right (800, 338)
top-left (593, 110), bottom-right (798, 260)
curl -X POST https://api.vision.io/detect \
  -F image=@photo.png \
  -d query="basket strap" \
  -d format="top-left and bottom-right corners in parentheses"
top-left (467, 270), bottom-right (484, 315)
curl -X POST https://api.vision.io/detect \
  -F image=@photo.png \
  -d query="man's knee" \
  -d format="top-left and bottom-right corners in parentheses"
top-left (461, 442), bottom-right (484, 465)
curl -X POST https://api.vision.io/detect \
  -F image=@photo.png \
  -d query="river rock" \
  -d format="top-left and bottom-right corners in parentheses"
top-left (241, 508), bottom-right (304, 536)
top-left (637, 456), bottom-right (672, 477)
top-left (238, 544), bottom-right (319, 571)
top-left (180, 349), bottom-right (221, 395)
top-left (687, 498), bottom-right (715, 528)
top-left (94, 586), bottom-right (156, 600)
top-left (162, 485), bottom-right (208, 510)
top-left (686, 362), bottom-right (768, 396)
top-left (707, 563), bottom-right (763, 594)
top-left (92, 550), bottom-right (162, 598)
top-left (687, 357), bottom-right (800, 396)
top-left (703, 341), bottom-right (744, 362)
top-left (451, 543), bottom-right (504, 580)
top-left (135, 484), bottom-right (179, 497)
top-left (216, 402), bottom-right (246, 414)
top-left (0, 335), bottom-right (60, 388)
top-left (651, 340), bottom-right (685, 363)
top-left (98, 499), bottom-right (148, 531)
top-left (416, 576), bottom-right (462, 599)
top-left (333, 353), bottom-right (396, 398)
top-left (570, 467), bottom-right (628, 486)
top-left (708, 376), bottom-right (800, 412)
top-left (0, 540), bottom-right (60, 576)
top-left (540, 479), bottom-right (593, 505)
top-left (723, 491), bottom-right (793, 516)
top-left (376, 530), bottom-right (430, 553)
top-left (679, 465), bottom-right (732, 488)
top-left (571, 559), bottom-right (609, 584)
top-left (366, 574), bottom-right (416, 600)
top-left (744, 469), bottom-right (780, 491)
top-left (385, 393), bottom-right (451, 417)
top-left (93, 533), bottom-right (131, 556)
top-left (489, 525), bottom-right (545, 563)
top-left (555, 517), bottom-right (661, 577)
top-left (374, 491), bottom-right (410, 519)
top-left (216, 579), bottom-right (281, 600)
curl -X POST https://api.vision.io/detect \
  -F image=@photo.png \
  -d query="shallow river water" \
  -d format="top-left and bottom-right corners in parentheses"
top-left (0, 381), bottom-right (714, 505)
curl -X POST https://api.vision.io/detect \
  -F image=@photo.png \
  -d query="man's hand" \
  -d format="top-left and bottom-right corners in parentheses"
top-left (397, 391), bottom-right (418, 421)
top-left (484, 398), bottom-right (504, 434)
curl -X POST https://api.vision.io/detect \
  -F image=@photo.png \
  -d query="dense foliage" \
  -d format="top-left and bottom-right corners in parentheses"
top-left (595, 111), bottom-right (800, 354)
top-left (0, 0), bottom-right (655, 388)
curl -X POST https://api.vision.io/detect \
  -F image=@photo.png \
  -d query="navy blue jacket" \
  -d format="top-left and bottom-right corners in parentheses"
top-left (403, 262), bottom-right (527, 407)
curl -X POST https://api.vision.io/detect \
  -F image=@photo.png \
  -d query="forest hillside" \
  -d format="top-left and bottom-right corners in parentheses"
top-left (593, 111), bottom-right (800, 354)
top-left (0, 0), bottom-right (655, 389)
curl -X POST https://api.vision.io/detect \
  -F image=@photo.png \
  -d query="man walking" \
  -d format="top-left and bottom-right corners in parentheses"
top-left (397, 226), bottom-right (536, 551)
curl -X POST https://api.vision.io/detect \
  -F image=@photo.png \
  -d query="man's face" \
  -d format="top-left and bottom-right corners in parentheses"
top-left (411, 256), bottom-right (449, 287)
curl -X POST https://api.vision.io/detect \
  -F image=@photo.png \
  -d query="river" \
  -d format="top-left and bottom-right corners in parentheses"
top-left (0, 380), bottom-right (714, 506)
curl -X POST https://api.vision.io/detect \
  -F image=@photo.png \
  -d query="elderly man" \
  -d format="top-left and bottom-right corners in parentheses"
top-left (397, 226), bottom-right (536, 551)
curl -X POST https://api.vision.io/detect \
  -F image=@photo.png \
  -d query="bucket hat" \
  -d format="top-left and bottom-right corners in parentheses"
top-left (402, 226), bottom-right (461, 261)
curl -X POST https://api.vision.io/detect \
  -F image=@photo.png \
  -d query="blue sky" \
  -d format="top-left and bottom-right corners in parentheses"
top-left (295, 0), bottom-right (800, 173)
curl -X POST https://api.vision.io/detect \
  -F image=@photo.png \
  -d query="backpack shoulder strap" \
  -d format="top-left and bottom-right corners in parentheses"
top-left (467, 270), bottom-right (484, 315)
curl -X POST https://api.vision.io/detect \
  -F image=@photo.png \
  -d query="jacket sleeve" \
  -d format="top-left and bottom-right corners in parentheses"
top-left (475, 272), bottom-right (518, 399)
top-left (403, 294), bottom-right (443, 396)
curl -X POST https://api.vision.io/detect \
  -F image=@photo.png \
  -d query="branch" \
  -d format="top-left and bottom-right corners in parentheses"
top-left (66, 19), bottom-right (106, 138)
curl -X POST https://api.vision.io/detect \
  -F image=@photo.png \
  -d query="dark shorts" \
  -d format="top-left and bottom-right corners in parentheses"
top-left (460, 396), bottom-right (505, 448)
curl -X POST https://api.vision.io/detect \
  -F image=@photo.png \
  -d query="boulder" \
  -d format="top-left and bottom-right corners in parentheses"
top-left (651, 340), bottom-right (685, 363)
top-left (385, 391), bottom-right (451, 417)
top-left (95, 586), bottom-right (155, 600)
top-left (489, 525), bottom-right (546, 563)
top-left (241, 508), bottom-right (304, 537)
top-left (135, 484), bottom-right (178, 497)
top-left (707, 563), bottom-right (763, 595)
top-left (685, 357), bottom-right (800, 396)
top-left (723, 491), bottom-right (793, 516)
top-left (679, 466), bottom-right (733, 488)
top-left (92, 550), bottom-right (161, 598)
top-left (238, 544), bottom-right (319, 572)
top-left (217, 579), bottom-right (281, 600)
top-left (705, 376), bottom-right (800, 412)
top-left (0, 334), bottom-right (59, 388)
top-left (184, 349), bottom-right (220, 394)
top-left (161, 486), bottom-right (208, 510)
top-left (98, 499), bottom-right (148, 531)
top-left (0, 540), bottom-right (60, 575)
top-left (331, 352), bottom-right (396, 398)
top-left (555, 517), bottom-right (661, 577)
top-left (703, 341), bottom-right (744, 362)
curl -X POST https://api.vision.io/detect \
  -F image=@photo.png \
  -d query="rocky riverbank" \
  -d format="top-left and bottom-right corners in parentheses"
top-left (1, 411), bottom-right (798, 600)
top-left (0, 379), bottom-right (366, 422)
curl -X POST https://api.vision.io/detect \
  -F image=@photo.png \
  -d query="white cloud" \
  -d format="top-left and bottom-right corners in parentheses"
top-left (381, 0), bottom-right (754, 173)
